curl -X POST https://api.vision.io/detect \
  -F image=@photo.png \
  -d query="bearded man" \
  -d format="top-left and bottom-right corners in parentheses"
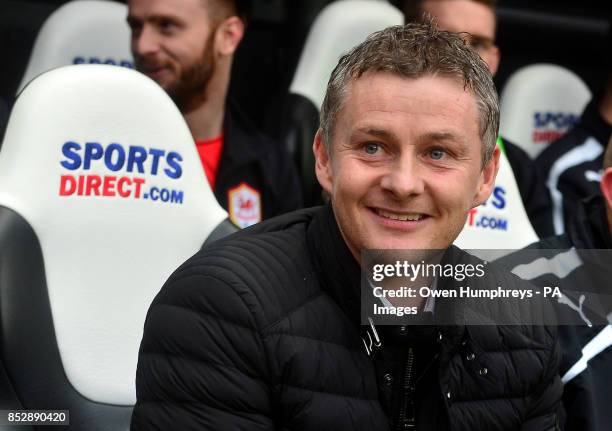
top-left (127, 0), bottom-right (302, 227)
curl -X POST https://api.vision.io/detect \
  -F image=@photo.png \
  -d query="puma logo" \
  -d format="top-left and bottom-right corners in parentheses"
top-left (558, 294), bottom-right (592, 327)
top-left (584, 169), bottom-right (602, 182)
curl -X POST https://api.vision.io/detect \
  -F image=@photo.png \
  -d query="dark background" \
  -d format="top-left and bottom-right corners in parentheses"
top-left (1, 0), bottom-right (610, 135)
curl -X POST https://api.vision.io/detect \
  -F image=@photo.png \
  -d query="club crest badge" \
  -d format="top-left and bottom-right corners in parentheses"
top-left (228, 183), bottom-right (261, 228)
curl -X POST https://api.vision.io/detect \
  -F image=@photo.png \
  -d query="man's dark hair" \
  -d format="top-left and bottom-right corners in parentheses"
top-left (207, 0), bottom-right (252, 23)
top-left (232, 0), bottom-right (252, 22)
top-left (402, 0), bottom-right (497, 23)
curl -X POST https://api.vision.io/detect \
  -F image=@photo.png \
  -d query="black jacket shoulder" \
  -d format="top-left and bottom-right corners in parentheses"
top-left (131, 208), bottom-right (384, 430)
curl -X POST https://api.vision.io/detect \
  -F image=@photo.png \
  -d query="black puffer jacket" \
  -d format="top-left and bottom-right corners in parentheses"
top-left (131, 205), bottom-right (562, 430)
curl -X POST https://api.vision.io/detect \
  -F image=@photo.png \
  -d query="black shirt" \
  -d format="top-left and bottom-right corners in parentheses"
top-left (214, 102), bottom-right (303, 228)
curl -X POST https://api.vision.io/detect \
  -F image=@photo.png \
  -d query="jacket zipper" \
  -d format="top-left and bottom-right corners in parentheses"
top-left (396, 347), bottom-right (415, 430)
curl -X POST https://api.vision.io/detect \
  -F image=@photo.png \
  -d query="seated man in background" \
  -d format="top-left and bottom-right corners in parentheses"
top-left (500, 137), bottom-right (612, 430)
top-left (401, 0), bottom-right (555, 238)
top-left (535, 62), bottom-right (612, 235)
top-left (127, 0), bottom-right (303, 228)
top-left (131, 22), bottom-right (561, 430)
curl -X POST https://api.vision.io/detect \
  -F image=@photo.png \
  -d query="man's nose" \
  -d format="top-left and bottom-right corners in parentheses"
top-left (379, 155), bottom-right (425, 198)
top-left (133, 26), bottom-right (160, 56)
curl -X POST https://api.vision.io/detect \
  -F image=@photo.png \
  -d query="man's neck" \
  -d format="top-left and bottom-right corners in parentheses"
top-left (183, 67), bottom-right (230, 142)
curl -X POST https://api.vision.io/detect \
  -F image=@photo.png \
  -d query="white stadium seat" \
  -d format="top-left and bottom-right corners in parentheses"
top-left (17, 0), bottom-right (132, 94)
top-left (290, 0), bottom-right (404, 113)
top-left (454, 142), bottom-right (539, 259)
top-left (0, 65), bottom-right (231, 429)
top-left (499, 63), bottom-right (592, 159)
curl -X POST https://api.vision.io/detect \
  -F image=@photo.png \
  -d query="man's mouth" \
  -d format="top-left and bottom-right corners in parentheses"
top-left (135, 59), bottom-right (169, 76)
top-left (140, 65), bottom-right (165, 74)
top-left (374, 208), bottom-right (426, 222)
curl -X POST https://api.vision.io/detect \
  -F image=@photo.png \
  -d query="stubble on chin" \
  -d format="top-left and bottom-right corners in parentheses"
top-left (166, 31), bottom-right (217, 113)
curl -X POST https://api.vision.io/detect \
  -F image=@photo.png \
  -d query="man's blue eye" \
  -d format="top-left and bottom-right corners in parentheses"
top-left (364, 143), bottom-right (379, 155)
top-left (159, 20), bottom-right (177, 33)
top-left (430, 149), bottom-right (445, 160)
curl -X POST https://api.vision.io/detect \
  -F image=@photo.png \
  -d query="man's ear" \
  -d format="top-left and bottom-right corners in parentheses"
top-left (472, 145), bottom-right (500, 208)
top-left (601, 167), bottom-right (612, 210)
top-left (313, 129), bottom-right (333, 194)
top-left (215, 16), bottom-right (244, 56)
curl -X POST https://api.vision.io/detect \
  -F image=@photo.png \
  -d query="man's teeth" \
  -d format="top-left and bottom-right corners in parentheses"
top-left (376, 209), bottom-right (423, 221)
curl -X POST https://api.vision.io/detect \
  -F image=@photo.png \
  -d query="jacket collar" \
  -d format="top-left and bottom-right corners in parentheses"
top-left (567, 195), bottom-right (612, 249)
top-left (306, 204), bottom-right (362, 327)
top-left (580, 100), bottom-right (612, 147)
top-left (305, 205), bottom-right (466, 348)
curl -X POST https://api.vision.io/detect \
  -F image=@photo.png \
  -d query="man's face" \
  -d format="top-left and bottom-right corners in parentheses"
top-left (127, 0), bottom-right (218, 110)
top-left (314, 73), bottom-right (499, 259)
top-left (420, 0), bottom-right (500, 75)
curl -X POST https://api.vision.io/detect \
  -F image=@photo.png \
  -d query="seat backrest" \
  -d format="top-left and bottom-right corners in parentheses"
top-left (499, 63), bottom-right (591, 159)
top-left (17, 0), bottom-right (132, 94)
top-left (0, 65), bottom-right (229, 429)
top-left (290, 0), bottom-right (404, 112)
top-left (454, 142), bottom-right (539, 259)
top-left (283, 0), bottom-right (403, 205)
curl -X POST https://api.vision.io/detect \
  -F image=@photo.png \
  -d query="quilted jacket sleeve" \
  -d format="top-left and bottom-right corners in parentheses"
top-left (130, 270), bottom-right (274, 430)
top-left (520, 326), bottom-right (564, 431)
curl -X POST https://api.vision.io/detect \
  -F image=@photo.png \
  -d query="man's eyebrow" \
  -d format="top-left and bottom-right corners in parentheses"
top-left (422, 131), bottom-right (467, 144)
top-left (354, 127), bottom-right (398, 141)
top-left (126, 13), bottom-right (183, 26)
top-left (126, 14), bottom-right (139, 24)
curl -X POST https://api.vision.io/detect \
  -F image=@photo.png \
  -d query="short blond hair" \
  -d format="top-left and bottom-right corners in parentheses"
top-left (320, 22), bottom-right (499, 166)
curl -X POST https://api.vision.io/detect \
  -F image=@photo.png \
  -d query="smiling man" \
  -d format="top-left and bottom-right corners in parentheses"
top-left (126, 0), bottom-right (302, 227)
top-left (314, 73), bottom-right (493, 254)
top-left (132, 23), bottom-right (561, 430)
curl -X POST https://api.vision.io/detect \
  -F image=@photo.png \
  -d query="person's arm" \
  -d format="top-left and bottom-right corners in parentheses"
top-left (131, 271), bottom-right (274, 430)
top-left (520, 326), bottom-right (564, 431)
top-left (273, 143), bottom-right (304, 215)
